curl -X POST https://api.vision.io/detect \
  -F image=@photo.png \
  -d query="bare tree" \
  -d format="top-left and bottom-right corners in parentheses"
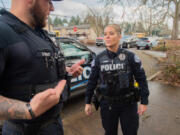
top-left (139, 0), bottom-right (179, 39)
top-left (83, 4), bottom-right (114, 37)
top-left (100, 0), bottom-right (179, 39)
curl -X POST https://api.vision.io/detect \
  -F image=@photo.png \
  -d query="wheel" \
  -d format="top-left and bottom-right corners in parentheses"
top-left (137, 46), bottom-right (140, 50)
top-left (96, 44), bottom-right (100, 47)
top-left (146, 45), bottom-right (150, 50)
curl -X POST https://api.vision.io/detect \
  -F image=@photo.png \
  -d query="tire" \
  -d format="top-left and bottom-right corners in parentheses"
top-left (96, 44), bottom-right (100, 47)
top-left (137, 46), bottom-right (140, 50)
top-left (146, 45), bottom-right (150, 50)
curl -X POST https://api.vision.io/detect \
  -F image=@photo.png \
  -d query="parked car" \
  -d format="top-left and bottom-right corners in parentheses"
top-left (55, 37), bottom-right (96, 99)
top-left (146, 37), bottom-right (161, 47)
top-left (96, 37), bottom-right (105, 46)
top-left (136, 37), bottom-right (153, 50)
top-left (120, 35), bottom-right (137, 48)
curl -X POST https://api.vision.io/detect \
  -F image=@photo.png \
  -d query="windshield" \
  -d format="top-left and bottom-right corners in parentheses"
top-left (122, 36), bottom-right (130, 39)
top-left (59, 42), bottom-right (90, 60)
top-left (139, 38), bottom-right (148, 41)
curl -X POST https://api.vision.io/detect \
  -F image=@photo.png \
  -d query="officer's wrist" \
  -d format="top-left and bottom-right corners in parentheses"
top-left (26, 103), bottom-right (36, 119)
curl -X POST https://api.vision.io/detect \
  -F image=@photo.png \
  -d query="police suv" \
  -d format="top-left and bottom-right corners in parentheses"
top-left (55, 37), bottom-right (96, 99)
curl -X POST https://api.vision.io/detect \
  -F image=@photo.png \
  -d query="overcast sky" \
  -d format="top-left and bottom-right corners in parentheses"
top-left (52, 0), bottom-right (102, 17)
top-left (0, 0), bottom-right (173, 28)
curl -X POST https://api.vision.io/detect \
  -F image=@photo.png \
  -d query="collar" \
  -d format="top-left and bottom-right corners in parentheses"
top-left (106, 46), bottom-right (122, 58)
top-left (0, 9), bottom-right (42, 33)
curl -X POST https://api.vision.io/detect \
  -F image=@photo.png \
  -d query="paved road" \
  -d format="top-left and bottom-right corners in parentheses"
top-left (62, 81), bottom-right (180, 135)
top-left (61, 46), bottom-right (167, 135)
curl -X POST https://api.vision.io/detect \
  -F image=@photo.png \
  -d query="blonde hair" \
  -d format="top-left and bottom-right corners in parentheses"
top-left (105, 24), bottom-right (121, 35)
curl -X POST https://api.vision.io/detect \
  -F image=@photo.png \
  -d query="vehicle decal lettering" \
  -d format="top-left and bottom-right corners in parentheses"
top-left (71, 66), bottom-right (91, 83)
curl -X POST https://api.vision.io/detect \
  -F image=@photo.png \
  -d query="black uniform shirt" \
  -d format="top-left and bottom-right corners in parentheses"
top-left (0, 9), bottom-right (60, 86)
top-left (0, 9), bottom-right (64, 122)
top-left (85, 47), bottom-right (149, 105)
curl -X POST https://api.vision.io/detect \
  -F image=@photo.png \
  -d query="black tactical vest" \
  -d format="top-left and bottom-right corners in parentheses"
top-left (0, 10), bottom-right (66, 102)
top-left (98, 49), bottom-right (134, 96)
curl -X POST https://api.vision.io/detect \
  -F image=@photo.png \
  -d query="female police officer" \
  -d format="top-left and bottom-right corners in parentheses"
top-left (85, 24), bottom-right (149, 135)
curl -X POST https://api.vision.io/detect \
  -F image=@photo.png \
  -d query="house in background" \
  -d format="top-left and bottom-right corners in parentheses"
top-left (54, 25), bottom-right (97, 40)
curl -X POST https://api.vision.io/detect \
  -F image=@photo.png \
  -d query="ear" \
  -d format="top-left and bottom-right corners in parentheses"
top-left (27, 0), bottom-right (35, 7)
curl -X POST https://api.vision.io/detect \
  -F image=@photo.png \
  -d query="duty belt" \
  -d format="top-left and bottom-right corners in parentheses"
top-left (102, 91), bottom-right (137, 104)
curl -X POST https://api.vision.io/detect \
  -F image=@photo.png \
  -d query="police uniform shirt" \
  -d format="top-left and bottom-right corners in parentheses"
top-left (0, 9), bottom-right (64, 121)
top-left (85, 47), bottom-right (149, 105)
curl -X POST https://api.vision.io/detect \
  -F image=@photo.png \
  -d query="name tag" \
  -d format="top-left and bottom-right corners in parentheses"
top-left (41, 52), bottom-right (51, 57)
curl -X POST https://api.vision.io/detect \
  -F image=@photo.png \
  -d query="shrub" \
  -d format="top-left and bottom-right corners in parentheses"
top-left (152, 39), bottom-right (180, 52)
top-left (159, 49), bottom-right (180, 85)
top-left (154, 40), bottom-right (180, 86)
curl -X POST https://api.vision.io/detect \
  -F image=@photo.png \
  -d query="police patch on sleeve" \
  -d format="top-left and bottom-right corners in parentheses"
top-left (91, 59), bottom-right (95, 67)
top-left (134, 55), bottom-right (141, 63)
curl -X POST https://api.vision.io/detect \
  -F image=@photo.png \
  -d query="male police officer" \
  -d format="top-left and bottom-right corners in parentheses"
top-left (0, 0), bottom-right (84, 135)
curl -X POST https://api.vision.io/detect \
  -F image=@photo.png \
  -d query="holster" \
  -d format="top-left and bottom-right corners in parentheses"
top-left (92, 87), bottom-right (101, 111)
top-left (133, 87), bottom-right (140, 102)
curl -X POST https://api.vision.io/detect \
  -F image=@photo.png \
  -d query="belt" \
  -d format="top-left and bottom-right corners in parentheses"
top-left (102, 91), bottom-right (136, 104)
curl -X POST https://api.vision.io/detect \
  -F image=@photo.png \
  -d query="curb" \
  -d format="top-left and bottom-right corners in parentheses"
top-left (141, 51), bottom-right (163, 81)
top-left (142, 51), bottom-right (165, 62)
top-left (147, 71), bottom-right (162, 81)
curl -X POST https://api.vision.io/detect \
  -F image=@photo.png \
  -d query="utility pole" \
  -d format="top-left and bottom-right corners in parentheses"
top-left (0, 0), bottom-right (5, 8)
top-left (178, 1), bottom-right (180, 39)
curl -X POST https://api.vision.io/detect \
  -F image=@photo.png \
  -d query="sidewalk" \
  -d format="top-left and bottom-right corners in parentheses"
top-left (139, 81), bottom-right (180, 135)
top-left (139, 50), bottom-right (180, 135)
top-left (142, 50), bottom-right (166, 62)
top-left (144, 50), bottom-right (166, 58)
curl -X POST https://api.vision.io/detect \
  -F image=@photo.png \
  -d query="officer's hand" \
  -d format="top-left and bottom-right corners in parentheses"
top-left (85, 104), bottom-right (93, 116)
top-left (138, 104), bottom-right (147, 115)
top-left (67, 59), bottom-right (85, 77)
top-left (30, 80), bottom-right (66, 118)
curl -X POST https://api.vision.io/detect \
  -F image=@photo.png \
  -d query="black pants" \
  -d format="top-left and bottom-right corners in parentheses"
top-left (2, 117), bottom-right (64, 135)
top-left (100, 102), bottom-right (139, 135)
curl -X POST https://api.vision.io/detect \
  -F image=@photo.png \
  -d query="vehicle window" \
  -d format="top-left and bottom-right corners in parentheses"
top-left (139, 38), bottom-right (148, 40)
top-left (122, 36), bottom-right (130, 39)
top-left (59, 42), bottom-right (90, 60)
top-left (71, 42), bottom-right (88, 50)
top-left (61, 40), bottom-right (88, 50)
